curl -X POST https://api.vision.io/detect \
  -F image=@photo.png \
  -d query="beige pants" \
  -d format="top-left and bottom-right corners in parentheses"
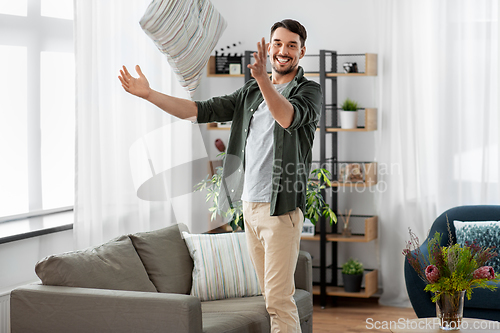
top-left (243, 201), bottom-right (304, 333)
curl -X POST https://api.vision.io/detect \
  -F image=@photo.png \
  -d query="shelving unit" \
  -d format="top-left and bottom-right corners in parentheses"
top-left (205, 50), bottom-right (379, 306)
top-left (312, 50), bottom-right (379, 307)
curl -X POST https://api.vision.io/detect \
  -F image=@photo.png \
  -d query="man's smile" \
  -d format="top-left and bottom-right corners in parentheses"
top-left (275, 55), bottom-right (292, 65)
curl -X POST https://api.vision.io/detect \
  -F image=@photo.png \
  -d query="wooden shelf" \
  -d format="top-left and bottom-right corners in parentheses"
top-left (319, 108), bottom-right (377, 132)
top-left (206, 123), bottom-right (231, 130)
top-left (206, 54), bottom-right (378, 77)
top-left (206, 56), bottom-right (244, 77)
top-left (301, 216), bottom-right (377, 242)
top-left (312, 269), bottom-right (378, 298)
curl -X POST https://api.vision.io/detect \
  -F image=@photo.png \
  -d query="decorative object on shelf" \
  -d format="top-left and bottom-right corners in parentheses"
top-left (339, 98), bottom-right (359, 129)
top-left (403, 219), bottom-right (500, 330)
top-left (215, 42), bottom-right (243, 74)
top-left (341, 258), bottom-right (364, 292)
top-left (340, 209), bottom-right (353, 238)
top-left (346, 163), bottom-right (365, 183)
top-left (215, 139), bottom-right (225, 152)
top-left (305, 168), bottom-right (338, 226)
top-left (343, 62), bottom-right (358, 73)
top-left (217, 122), bottom-right (232, 128)
top-left (302, 218), bottom-right (315, 236)
top-left (229, 63), bottom-right (241, 75)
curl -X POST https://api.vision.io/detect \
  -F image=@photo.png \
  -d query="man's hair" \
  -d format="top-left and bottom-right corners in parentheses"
top-left (270, 19), bottom-right (307, 48)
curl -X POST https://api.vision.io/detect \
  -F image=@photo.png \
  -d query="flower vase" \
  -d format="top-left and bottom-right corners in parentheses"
top-left (435, 291), bottom-right (465, 330)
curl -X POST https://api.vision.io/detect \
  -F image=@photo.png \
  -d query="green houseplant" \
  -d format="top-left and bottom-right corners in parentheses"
top-left (339, 98), bottom-right (359, 129)
top-left (195, 154), bottom-right (337, 231)
top-left (341, 258), bottom-right (364, 292)
top-left (305, 168), bottom-right (337, 226)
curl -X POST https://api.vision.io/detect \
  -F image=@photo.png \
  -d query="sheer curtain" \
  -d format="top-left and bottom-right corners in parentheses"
top-left (74, 0), bottom-right (198, 249)
top-left (376, 0), bottom-right (499, 307)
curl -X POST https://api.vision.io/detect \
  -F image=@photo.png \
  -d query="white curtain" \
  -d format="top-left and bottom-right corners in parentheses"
top-left (74, 0), bottom-right (198, 249)
top-left (376, 0), bottom-right (499, 307)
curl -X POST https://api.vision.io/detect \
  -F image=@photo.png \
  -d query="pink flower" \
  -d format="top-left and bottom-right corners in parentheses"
top-left (425, 265), bottom-right (440, 283)
top-left (473, 266), bottom-right (495, 280)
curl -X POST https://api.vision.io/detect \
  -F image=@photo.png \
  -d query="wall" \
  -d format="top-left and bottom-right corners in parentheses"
top-left (0, 231), bottom-right (74, 295)
top-left (193, 0), bottom-right (382, 285)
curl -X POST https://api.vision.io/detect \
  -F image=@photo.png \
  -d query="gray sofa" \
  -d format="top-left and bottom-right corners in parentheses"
top-left (10, 223), bottom-right (313, 333)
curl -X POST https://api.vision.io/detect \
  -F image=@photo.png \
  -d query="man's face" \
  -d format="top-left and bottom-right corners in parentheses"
top-left (268, 27), bottom-right (305, 76)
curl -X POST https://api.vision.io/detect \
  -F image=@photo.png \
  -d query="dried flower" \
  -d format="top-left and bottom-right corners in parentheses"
top-left (425, 265), bottom-right (440, 283)
top-left (473, 266), bottom-right (495, 280)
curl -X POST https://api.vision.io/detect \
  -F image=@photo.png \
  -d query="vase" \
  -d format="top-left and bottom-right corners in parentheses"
top-left (342, 273), bottom-right (363, 292)
top-left (339, 110), bottom-right (358, 129)
top-left (435, 290), bottom-right (465, 330)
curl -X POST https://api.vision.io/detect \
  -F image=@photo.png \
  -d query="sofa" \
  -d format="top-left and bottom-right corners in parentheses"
top-left (404, 205), bottom-right (500, 321)
top-left (10, 223), bottom-right (313, 333)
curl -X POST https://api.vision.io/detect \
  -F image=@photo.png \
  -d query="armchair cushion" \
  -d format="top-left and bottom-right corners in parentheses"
top-left (453, 220), bottom-right (500, 272)
top-left (130, 223), bottom-right (193, 294)
top-left (35, 235), bottom-right (157, 292)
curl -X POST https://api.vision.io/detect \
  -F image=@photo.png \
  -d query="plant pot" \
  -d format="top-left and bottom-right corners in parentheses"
top-left (436, 290), bottom-right (465, 331)
top-left (342, 273), bottom-right (363, 292)
top-left (339, 110), bottom-right (358, 129)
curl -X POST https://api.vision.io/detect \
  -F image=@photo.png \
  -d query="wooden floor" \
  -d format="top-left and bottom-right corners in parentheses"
top-left (312, 296), bottom-right (418, 333)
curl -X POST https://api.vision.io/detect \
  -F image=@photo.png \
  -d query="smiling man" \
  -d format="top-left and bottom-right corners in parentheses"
top-left (119, 19), bottom-right (322, 332)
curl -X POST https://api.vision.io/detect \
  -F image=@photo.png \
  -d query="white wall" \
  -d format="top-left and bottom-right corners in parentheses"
top-left (193, 0), bottom-right (382, 285)
top-left (0, 230), bottom-right (74, 294)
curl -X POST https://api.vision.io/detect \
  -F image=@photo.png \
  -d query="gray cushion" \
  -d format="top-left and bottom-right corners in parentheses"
top-left (129, 223), bottom-right (193, 294)
top-left (35, 235), bottom-right (157, 292)
top-left (201, 290), bottom-right (312, 332)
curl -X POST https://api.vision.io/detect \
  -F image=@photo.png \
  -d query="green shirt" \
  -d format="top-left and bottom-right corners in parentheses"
top-left (196, 67), bottom-right (322, 216)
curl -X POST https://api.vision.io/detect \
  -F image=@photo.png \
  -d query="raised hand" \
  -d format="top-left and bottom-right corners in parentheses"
top-left (247, 37), bottom-right (269, 81)
top-left (118, 65), bottom-right (151, 99)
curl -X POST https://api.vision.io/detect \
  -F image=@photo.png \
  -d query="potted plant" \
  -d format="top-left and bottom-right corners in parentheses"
top-left (194, 153), bottom-right (244, 231)
top-left (305, 168), bottom-right (337, 228)
top-left (339, 98), bottom-right (358, 129)
top-left (342, 258), bottom-right (364, 292)
top-left (195, 156), bottom-right (337, 231)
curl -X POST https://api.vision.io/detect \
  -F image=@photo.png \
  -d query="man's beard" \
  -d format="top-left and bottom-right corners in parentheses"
top-left (271, 56), bottom-right (298, 75)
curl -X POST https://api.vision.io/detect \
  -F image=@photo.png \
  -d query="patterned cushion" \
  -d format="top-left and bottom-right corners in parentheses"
top-left (454, 220), bottom-right (500, 272)
top-left (182, 231), bottom-right (261, 301)
top-left (139, 0), bottom-right (227, 97)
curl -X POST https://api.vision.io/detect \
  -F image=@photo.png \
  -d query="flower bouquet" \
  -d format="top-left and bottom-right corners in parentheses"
top-left (403, 222), bottom-right (500, 330)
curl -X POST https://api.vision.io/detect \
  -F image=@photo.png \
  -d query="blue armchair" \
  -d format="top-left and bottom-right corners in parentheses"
top-left (404, 205), bottom-right (500, 321)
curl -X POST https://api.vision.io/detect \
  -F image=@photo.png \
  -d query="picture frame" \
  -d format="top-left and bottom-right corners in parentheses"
top-left (229, 63), bottom-right (241, 75)
top-left (302, 218), bottom-right (315, 236)
top-left (346, 163), bottom-right (365, 183)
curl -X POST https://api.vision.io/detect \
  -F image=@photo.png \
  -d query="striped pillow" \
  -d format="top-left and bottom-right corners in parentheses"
top-left (182, 231), bottom-right (261, 301)
top-left (140, 0), bottom-right (227, 98)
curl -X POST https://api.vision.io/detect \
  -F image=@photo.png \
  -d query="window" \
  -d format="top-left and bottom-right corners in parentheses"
top-left (0, 1), bottom-right (74, 220)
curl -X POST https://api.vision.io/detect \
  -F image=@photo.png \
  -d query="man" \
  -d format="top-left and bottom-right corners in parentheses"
top-left (119, 19), bottom-right (321, 332)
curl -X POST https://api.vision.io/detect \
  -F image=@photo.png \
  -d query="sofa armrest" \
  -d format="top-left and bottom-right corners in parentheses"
top-left (295, 250), bottom-right (313, 294)
top-left (11, 284), bottom-right (202, 333)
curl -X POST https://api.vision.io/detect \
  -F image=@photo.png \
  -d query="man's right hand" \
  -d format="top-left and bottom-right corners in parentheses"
top-left (119, 65), bottom-right (151, 99)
